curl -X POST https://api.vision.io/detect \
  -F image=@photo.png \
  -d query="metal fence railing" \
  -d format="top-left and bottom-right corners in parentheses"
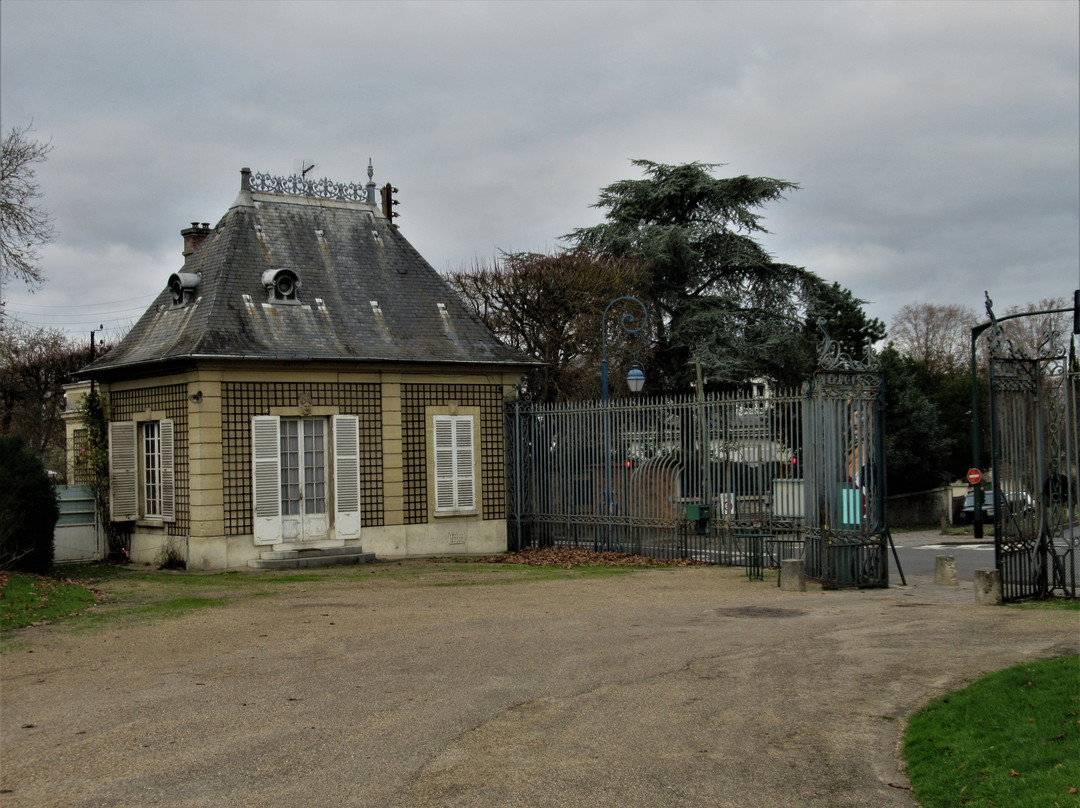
top-left (506, 387), bottom-right (808, 569)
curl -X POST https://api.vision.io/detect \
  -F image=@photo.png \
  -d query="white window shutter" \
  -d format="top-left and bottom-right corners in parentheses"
top-left (434, 415), bottom-right (476, 513)
top-left (333, 415), bottom-right (361, 540)
top-left (252, 416), bottom-right (282, 545)
top-left (434, 416), bottom-right (456, 512)
top-left (108, 421), bottom-right (138, 521)
top-left (454, 417), bottom-right (476, 510)
top-left (160, 419), bottom-right (175, 523)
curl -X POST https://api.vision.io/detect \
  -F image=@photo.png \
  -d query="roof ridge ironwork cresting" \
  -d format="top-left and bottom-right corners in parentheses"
top-left (249, 171), bottom-right (372, 203)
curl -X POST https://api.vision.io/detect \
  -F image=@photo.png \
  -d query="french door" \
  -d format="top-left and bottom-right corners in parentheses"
top-left (280, 417), bottom-right (328, 541)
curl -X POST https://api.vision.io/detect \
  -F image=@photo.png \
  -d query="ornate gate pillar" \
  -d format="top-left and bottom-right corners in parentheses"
top-left (804, 322), bottom-right (888, 588)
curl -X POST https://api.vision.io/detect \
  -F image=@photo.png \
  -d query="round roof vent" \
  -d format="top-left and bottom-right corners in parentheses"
top-left (262, 268), bottom-right (301, 302)
top-left (168, 272), bottom-right (200, 306)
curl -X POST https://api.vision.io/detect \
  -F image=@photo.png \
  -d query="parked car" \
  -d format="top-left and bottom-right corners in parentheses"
top-left (961, 491), bottom-right (994, 522)
top-left (961, 490), bottom-right (1034, 522)
top-left (1004, 491), bottom-right (1035, 518)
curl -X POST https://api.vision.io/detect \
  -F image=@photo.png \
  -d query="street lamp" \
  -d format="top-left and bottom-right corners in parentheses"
top-left (601, 297), bottom-right (649, 404)
top-left (600, 297), bottom-right (648, 550)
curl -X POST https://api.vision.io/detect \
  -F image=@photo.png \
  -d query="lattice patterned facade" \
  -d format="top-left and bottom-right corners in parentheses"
top-left (221, 381), bottom-right (383, 535)
top-left (401, 384), bottom-right (506, 524)
top-left (70, 428), bottom-right (92, 486)
top-left (110, 384), bottom-right (190, 535)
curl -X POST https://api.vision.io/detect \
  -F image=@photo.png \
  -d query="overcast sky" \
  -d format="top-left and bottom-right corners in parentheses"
top-left (1, 0), bottom-right (1077, 345)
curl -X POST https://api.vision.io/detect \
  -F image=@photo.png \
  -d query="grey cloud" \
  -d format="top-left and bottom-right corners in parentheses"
top-left (1, 0), bottom-right (1075, 341)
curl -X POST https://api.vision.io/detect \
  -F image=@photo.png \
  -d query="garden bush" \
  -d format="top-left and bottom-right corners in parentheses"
top-left (0, 434), bottom-right (59, 574)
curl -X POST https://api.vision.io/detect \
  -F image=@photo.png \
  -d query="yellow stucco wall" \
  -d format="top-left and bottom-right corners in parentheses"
top-left (70, 361), bottom-right (521, 570)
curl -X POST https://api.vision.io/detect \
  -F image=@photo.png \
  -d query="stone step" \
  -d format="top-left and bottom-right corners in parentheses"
top-left (257, 545), bottom-right (365, 561)
top-left (247, 550), bottom-right (377, 570)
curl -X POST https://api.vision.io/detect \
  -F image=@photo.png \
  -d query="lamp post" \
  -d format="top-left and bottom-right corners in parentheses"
top-left (601, 297), bottom-right (649, 404)
top-left (600, 297), bottom-right (648, 550)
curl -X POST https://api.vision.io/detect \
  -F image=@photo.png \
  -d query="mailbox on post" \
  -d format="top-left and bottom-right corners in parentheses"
top-left (685, 503), bottom-right (711, 535)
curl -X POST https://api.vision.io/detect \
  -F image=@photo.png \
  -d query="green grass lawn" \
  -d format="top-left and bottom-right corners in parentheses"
top-left (0, 572), bottom-right (98, 631)
top-left (903, 654), bottom-right (1080, 807)
top-left (0, 558), bottom-right (647, 637)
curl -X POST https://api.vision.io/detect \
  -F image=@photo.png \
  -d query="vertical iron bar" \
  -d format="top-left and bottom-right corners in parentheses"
top-left (1034, 361), bottom-right (1049, 597)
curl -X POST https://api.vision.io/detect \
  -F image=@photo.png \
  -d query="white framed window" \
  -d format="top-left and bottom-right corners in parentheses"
top-left (252, 414), bottom-right (360, 545)
top-left (433, 414), bottom-right (476, 514)
top-left (142, 421), bottom-right (162, 518)
top-left (109, 419), bottom-right (174, 522)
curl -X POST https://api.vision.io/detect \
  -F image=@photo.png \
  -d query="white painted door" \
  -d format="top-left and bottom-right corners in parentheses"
top-left (280, 418), bottom-right (328, 542)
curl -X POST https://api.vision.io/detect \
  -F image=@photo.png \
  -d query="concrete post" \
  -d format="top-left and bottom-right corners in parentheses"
top-left (780, 559), bottom-right (807, 592)
top-left (935, 555), bottom-right (958, 586)
top-left (974, 568), bottom-right (1003, 605)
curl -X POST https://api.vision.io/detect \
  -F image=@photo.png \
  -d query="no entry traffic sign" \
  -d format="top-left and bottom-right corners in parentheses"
top-left (967, 468), bottom-right (983, 485)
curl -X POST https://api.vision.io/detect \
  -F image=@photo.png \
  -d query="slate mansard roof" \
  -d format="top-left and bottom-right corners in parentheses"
top-left (82, 167), bottom-right (538, 379)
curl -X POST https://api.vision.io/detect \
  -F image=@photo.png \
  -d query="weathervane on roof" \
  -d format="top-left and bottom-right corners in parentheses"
top-left (293, 159), bottom-right (316, 178)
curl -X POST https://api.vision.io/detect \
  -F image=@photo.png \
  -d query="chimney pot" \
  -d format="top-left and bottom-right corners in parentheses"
top-left (181, 222), bottom-right (212, 263)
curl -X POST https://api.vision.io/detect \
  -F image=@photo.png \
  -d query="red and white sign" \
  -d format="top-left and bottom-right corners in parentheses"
top-left (967, 468), bottom-right (983, 485)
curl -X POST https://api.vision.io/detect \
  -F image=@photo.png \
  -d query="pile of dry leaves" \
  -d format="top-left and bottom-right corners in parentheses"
top-left (475, 546), bottom-right (707, 568)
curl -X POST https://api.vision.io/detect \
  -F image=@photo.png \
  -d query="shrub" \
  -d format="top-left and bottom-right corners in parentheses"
top-left (156, 536), bottom-right (187, 570)
top-left (0, 434), bottom-right (59, 574)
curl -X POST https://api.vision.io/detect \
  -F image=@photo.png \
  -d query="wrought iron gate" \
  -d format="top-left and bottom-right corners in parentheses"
top-left (987, 303), bottom-right (1079, 601)
top-left (505, 325), bottom-right (890, 588)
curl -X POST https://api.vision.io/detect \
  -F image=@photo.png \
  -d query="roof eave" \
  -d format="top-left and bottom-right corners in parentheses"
top-left (77, 352), bottom-right (542, 382)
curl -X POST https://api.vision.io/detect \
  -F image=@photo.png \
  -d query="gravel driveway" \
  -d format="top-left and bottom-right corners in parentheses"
top-left (2, 552), bottom-right (1075, 808)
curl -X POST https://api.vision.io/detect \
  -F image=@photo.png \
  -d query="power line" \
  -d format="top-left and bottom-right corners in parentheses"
top-left (7, 304), bottom-right (149, 321)
top-left (8, 293), bottom-right (157, 310)
top-left (2, 312), bottom-right (135, 335)
top-left (9, 318), bottom-right (136, 331)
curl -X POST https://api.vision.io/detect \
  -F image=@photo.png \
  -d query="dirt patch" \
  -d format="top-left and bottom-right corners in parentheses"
top-left (715, 605), bottom-right (807, 618)
top-left (1, 562), bottom-right (1075, 808)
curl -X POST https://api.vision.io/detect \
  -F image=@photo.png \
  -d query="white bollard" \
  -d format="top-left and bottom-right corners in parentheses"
top-left (935, 555), bottom-right (958, 586)
top-left (780, 559), bottom-right (807, 591)
top-left (974, 568), bottom-right (1003, 605)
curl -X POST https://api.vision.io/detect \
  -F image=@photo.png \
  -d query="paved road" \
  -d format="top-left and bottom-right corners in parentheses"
top-left (890, 527), bottom-right (1080, 587)
top-left (890, 531), bottom-right (995, 582)
top-left (2, 559), bottom-right (1076, 808)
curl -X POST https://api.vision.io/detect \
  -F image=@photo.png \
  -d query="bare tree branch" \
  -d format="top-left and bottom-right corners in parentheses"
top-left (0, 123), bottom-right (55, 290)
top-left (888, 302), bottom-right (979, 374)
top-left (446, 250), bottom-right (650, 402)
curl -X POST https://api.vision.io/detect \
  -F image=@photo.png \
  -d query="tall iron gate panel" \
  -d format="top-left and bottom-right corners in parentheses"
top-left (506, 388), bottom-right (807, 565)
top-left (803, 336), bottom-right (888, 588)
top-left (988, 313), bottom-right (1078, 601)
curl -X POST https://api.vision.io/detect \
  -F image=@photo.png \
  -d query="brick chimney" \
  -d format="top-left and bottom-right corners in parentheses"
top-left (181, 222), bottom-right (212, 263)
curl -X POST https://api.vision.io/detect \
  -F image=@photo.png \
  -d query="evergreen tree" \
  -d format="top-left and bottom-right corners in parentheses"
top-left (878, 346), bottom-right (955, 495)
top-left (0, 434), bottom-right (58, 573)
top-left (567, 160), bottom-right (880, 391)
